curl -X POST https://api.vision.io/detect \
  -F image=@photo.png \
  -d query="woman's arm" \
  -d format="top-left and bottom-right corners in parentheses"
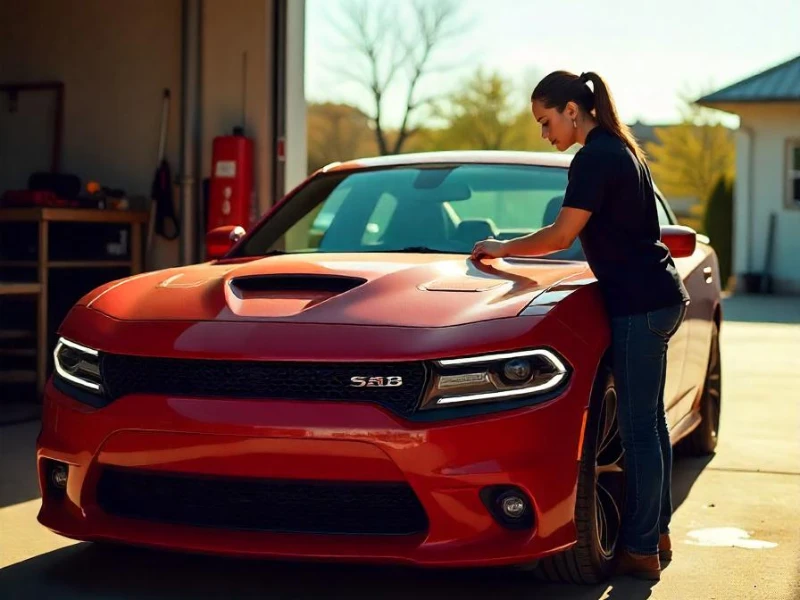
top-left (471, 207), bottom-right (591, 259)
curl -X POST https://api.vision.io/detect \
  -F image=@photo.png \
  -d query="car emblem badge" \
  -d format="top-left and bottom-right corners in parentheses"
top-left (350, 376), bottom-right (403, 388)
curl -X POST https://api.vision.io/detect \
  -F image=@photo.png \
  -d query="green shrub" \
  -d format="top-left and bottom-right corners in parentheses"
top-left (703, 175), bottom-right (733, 288)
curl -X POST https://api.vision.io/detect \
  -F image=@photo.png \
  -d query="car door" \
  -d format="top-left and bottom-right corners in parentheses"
top-left (654, 194), bottom-right (692, 430)
top-left (679, 242), bottom-right (719, 421)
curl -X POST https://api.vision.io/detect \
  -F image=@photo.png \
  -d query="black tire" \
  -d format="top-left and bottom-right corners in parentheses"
top-left (532, 363), bottom-right (625, 584)
top-left (678, 322), bottom-right (721, 456)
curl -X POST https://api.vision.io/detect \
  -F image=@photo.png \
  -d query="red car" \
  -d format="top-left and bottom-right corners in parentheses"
top-left (37, 151), bottom-right (723, 583)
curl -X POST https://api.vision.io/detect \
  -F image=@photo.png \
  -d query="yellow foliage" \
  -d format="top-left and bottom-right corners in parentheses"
top-left (645, 122), bottom-right (735, 205)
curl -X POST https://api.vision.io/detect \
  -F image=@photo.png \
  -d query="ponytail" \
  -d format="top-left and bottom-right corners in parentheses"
top-left (581, 72), bottom-right (645, 163)
top-left (531, 70), bottom-right (646, 163)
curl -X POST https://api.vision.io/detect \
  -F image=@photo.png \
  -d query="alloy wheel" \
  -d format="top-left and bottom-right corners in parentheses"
top-left (594, 387), bottom-right (625, 558)
top-left (706, 333), bottom-right (722, 441)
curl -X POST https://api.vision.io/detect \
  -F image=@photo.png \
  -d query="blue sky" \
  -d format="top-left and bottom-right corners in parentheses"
top-left (305, 0), bottom-right (800, 129)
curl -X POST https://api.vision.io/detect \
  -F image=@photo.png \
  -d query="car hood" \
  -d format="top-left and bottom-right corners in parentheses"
top-left (84, 253), bottom-right (591, 327)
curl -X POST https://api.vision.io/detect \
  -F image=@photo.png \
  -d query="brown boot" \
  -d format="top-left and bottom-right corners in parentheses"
top-left (615, 549), bottom-right (661, 580)
top-left (659, 533), bottom-right (672, 563)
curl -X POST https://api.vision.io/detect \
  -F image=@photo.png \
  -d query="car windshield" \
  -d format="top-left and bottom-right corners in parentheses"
top-left (232, 163), bottom-right (584, 261)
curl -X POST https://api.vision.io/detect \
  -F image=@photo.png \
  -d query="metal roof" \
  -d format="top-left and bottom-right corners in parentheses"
top-left (697, 54), bottom-right (800, 106)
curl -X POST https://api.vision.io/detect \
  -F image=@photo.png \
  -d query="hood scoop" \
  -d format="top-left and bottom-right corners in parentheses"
top-left (225, 274), bottom-right (367, 318)
top-left (230, 274), bottom-right (367, 295)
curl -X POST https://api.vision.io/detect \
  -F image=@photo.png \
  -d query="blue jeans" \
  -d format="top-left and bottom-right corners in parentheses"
top-left (610, 301), bottom-right (687, 556)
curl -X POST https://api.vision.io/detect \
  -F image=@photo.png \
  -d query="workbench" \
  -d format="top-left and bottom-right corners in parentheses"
top-left (0, 207), bottom-right (148, 399)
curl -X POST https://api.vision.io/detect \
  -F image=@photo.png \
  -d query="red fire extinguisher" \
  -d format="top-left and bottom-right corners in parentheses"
top-left (207, 125), bottom-right (254, 233)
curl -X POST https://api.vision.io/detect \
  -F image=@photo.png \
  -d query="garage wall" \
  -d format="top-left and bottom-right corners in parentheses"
top-left (0, 0), bottom-right (290, 269)
top-left (0, 0), bottom-right (183, 269)
top-left (201, 0), bottom-right (274, 221)
top-left (731, 103), bottom-right (800, 293)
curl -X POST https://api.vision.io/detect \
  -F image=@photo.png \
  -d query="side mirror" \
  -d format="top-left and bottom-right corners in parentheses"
top-left (206, 225), bottom-right (245, 260)
top-left (660, 225), bottom-right (696, 259)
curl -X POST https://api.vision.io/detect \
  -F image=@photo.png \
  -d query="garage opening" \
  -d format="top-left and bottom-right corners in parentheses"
top-left (0, 0), bottom-right (306, 422)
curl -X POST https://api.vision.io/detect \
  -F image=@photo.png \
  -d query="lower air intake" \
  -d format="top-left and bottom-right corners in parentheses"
top-left (96, 468), bottom-right (429, 536)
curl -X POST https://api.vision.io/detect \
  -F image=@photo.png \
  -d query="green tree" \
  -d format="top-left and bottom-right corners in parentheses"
top-left (703, 174), bottom-right (734, 288)
top-left (645, 86), bottom-right (736, 209)
top-left (429, 68), bottom-right (553, 152)
top-left (507, 106), bottom-right (558, 153)
top-left (306, 102), bottom-right (377, 174)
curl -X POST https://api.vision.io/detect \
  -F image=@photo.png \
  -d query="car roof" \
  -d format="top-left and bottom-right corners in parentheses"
top-left (323, 150), bottom-right (574, 173)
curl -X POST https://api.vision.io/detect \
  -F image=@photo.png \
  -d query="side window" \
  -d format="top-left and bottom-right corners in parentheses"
top-left (654, 188), bottom-right (673, 226)
top-left (656, 198), bottom-right (670, 225)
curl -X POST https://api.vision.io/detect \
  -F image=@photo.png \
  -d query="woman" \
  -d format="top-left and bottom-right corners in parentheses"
top-left (471, 70), bottom-right (690, 580)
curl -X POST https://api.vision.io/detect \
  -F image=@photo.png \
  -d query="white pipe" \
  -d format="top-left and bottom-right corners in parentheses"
top-left (180, 0), bottom-right (201, 265)
top-left (739, 124), bottom-right (755, 274)
top-left (284, 0), bottom-right (307, 194)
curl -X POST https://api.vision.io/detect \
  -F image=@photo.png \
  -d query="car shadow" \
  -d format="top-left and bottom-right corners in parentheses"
top-left (0, 432), bottom-right (714, 599)
top-left (671, 452), bottom-right (715, 512)
top-left (0, 541), bottom-right (661, 600)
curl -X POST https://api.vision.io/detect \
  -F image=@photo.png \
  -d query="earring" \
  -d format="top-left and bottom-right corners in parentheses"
top-left (573, 119), bottom-right (577, 129)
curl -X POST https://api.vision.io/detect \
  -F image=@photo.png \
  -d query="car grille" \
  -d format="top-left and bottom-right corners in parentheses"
top-left (99, 354), bottom-right (427, 416)
top-left (96, 468), bottom-right (429, 536)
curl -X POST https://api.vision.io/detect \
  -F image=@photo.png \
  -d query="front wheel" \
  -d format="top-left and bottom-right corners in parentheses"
top-left (532, 364), bottom-right (625, 584)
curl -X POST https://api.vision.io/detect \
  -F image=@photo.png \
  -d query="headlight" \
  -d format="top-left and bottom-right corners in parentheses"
top-left (53, 337), bottom-right (103, 393)
top-left (419, 348), bottom-right (568, 409)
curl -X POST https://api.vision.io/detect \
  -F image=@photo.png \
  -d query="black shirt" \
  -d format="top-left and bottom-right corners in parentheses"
top-left (562, 126), bottom-right (690, 317)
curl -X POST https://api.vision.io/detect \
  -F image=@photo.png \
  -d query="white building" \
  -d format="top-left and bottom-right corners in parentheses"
top-left (698, 54), bottom-right (800, 295)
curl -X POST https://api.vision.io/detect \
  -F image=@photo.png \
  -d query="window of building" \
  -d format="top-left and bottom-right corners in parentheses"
top-left (789, 140), bottom-right (800, 210)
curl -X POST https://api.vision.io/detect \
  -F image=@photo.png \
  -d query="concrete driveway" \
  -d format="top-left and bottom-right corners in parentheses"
top-left (1, 294), bottom-right (798, 599)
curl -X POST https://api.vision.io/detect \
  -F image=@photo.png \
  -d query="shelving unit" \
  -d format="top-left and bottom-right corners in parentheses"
top-left (0, 207), bottom-right (148, 401)
top-left (0, 285), bottom-right (41, 397)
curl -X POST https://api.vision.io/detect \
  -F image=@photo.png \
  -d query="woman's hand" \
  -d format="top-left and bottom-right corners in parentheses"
top-left (471, 238), bottom-right (508, 260)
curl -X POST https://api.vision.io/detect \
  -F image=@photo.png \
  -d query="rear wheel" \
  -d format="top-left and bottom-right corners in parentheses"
top-left (532, 364), bottom-right (625, 584)
top-left (678, 322), bottom-right (721, 456)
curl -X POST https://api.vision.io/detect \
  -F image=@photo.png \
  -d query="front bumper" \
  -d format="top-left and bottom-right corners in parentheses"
top-left (37, 377), bottom-right (593, 568)
top-left (37, 304), bottom-right (605, 567)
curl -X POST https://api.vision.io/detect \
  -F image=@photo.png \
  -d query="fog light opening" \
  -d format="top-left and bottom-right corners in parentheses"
top-left (501, 494), bottom-right (526, 519)
top-left (45, 460), bottom-right (69, 497)
top-left (51, 464), bottom-right (68, 489)
top-left (480, 485), bottom-right (535, 531)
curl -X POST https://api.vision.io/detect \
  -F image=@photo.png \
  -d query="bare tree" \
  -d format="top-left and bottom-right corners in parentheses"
top-left (327, 0), bottom-right (471, 155)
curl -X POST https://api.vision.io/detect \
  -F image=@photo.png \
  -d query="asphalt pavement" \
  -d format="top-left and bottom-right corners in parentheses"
top-left (1, 293), bottom-right (798, 599)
